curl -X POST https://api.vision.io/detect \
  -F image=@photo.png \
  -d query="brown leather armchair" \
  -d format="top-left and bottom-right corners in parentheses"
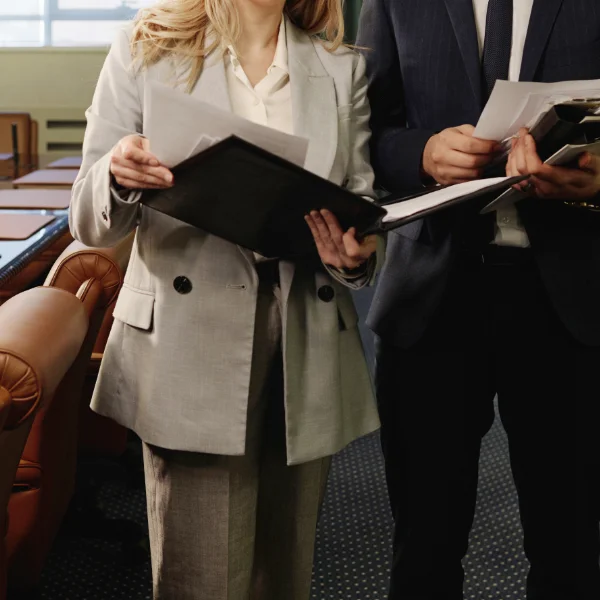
top-left (44, 234), bottom-right (134, 457)
top-left (4, 237), bottom-right (134, 593)
top-left (0, 287), bottom-right (89, 600)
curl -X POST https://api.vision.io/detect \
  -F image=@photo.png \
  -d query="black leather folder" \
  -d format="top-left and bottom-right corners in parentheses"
top-left (141, 136), bottom-right (525, 258)
top-left (531, 102), bottom-right (600, 160)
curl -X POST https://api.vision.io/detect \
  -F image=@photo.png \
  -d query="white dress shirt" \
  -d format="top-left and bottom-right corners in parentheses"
top-left (226, 18), bottom-right (292, 135)
top-left (473, 0), bottom-right (535, 247)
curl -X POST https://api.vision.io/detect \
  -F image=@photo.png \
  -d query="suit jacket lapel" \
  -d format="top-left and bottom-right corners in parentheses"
top-left (286, 22), bottom-right (338, 179)
top-left (188, 49), bottom-right (233, 110)
top-left (444, 0), bottom-right (483, 107)
top-left (520, 0), bottom-right (564, 81)
top-left (279, 22), bottom-right (338, 308)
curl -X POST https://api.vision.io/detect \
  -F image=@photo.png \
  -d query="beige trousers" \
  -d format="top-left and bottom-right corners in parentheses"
top-left (143, 279), bottom-right (331, 600)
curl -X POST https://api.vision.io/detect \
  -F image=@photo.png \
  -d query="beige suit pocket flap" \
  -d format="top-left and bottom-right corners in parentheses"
top-left (113, 284), bottom-right (155, 331)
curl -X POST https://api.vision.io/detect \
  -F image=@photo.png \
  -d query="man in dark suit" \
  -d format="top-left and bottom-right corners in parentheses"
top-left (356, 1), bottom-right (600, 599)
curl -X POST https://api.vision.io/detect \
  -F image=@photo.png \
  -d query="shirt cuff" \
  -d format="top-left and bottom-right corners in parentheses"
top-left (332, 263), bottom-right (369, 280)
top-left (110, 184), bottom-right (142, 206)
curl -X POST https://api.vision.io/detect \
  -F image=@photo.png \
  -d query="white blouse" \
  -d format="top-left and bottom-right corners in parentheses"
top-left (225, 17), bottom-right (293, 136)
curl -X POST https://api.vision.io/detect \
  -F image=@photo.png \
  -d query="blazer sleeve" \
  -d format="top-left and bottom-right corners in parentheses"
top-left (69, 27), bottom-right (143, 248)
top-left (357, 0), bottom-right (436, 193)
top-left (324, 53), bottom-right (384, 290)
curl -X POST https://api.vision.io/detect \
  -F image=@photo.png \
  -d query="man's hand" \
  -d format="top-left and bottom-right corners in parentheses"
top-left (305, 210), bottom-right (377, 270)
top-left (507, 127), bottom-right (600, 200)
top-left (422, 125), bottom-right (500, 186)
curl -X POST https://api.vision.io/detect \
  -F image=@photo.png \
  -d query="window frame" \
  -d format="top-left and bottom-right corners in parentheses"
top-left (0, 0), bottom-right (142, 47)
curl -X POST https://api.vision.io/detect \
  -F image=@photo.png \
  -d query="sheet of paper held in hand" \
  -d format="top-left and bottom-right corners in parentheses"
top-left (480, 140), bottom-right (600, 214)
top-left (143, 81), bottom-right (309, 168)
top-left (474, 79), bottom-right (600, 142)
top-left (382, 177), bottom-right (512, 224)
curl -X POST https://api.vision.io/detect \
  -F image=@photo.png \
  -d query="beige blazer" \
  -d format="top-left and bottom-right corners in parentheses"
top-left (70, 21), bottom-right (381, 465)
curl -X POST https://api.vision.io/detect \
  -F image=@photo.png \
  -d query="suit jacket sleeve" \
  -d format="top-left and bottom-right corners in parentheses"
top-left (357, 0), bottom-right (436, 193)
top-left (69, 27), bottom-right (143, 249)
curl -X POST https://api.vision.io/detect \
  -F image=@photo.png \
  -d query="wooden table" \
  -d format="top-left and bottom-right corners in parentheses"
top-left (0, 213), bottom-right (70, 290)
top-left (47, 156), bottom-right (82, 170)
top-left (0, 189), bottom-right (71, 210)
top-left (13, 169), bottom-right (79, 189)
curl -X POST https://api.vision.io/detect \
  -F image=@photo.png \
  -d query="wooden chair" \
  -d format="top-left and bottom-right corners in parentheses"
top-left (0, 114), bottom-right (38, 180)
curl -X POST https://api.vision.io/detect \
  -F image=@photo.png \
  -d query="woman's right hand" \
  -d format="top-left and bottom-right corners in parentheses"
top-left (110, 135), bottom-right (174, 190)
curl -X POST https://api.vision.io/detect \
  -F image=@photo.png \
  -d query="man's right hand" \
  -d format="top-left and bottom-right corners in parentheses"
top-left (421, 125), bottom-right (499, 186)
top-left (110, 135), bottom-right (174, 190)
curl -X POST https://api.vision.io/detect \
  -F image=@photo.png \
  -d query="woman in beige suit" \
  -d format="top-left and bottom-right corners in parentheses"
top-left (70, 0), bottom-right (381, 598)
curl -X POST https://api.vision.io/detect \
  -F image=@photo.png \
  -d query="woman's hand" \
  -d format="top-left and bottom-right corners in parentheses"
top-left (110, 135), bottom-right (174, 190)
top-left (305, 209), bottom-right (377, 270)
top-left (507, 127), bottom-right (600, 200)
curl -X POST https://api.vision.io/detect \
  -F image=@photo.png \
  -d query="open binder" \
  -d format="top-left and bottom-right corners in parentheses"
top-left (141, 136), bottom-right (525, 258)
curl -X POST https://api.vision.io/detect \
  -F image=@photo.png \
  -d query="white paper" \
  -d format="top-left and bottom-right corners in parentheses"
top-left (474, 79), bottom-right (600, 141)
top-left (382, 177), bottom-right (511, 224)
top-left (506, 92), bottom-right (581, 138)
top-left (546, 140), bottom-right (600, 166)
top-left (143, 81), bottom-right (309, 168)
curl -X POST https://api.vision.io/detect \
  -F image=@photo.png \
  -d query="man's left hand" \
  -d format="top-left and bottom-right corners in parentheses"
top-left (507, 127), bottom-right (600, 200)
top-left (305, 209), bottom-right (377, 270)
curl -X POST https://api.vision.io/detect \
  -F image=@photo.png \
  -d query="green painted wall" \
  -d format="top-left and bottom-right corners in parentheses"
top-left (345, 0), bottom-right (363, 42)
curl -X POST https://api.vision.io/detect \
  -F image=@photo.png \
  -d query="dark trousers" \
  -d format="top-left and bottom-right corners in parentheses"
top-left (375, 247), bottom-right (600, 600)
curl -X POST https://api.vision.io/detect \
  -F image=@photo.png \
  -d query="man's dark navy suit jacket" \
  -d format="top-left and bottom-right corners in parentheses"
top-left (358, 0), bottom-right (600, 348)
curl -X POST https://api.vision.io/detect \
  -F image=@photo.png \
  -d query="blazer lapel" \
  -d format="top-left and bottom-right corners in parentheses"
top-left (519, 0), bottom-right (564, 81)
top-left (444, 0), bottom-right (483, 107)
top-left (286, 23), bottom-right (338, 179)
top-left (279, 23), bottom-right (338, 308)
top-left (188, 49), bottom-right (233, 110)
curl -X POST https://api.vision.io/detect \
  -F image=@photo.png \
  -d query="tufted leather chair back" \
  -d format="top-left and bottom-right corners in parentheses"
top-left (0, 287), bottom-right (88, 600)
top-left (45, 235), bottom-right (134, 454)
top-left (5, 235), bottom-right (134, 591)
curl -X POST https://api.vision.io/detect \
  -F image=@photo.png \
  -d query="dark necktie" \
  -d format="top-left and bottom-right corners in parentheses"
top-left (482, 0), bottom-right (513, 100)
top-left (461, 0), bottom-right (514, 249)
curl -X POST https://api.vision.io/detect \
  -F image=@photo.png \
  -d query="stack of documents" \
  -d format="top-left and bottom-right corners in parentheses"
top-left (474, 79), bottom-right (600, 142)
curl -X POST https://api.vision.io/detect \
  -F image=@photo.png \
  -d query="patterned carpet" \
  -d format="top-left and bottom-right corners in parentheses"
top-left (31, 288), bottom-right (529, 600)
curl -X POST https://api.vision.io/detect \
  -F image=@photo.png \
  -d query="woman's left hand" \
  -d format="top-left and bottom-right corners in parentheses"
top-left (305, 209), bottom-right (377, 270)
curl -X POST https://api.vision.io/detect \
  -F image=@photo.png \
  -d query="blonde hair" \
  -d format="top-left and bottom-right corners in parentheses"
top-left (131, 0), bottom-right (346, 91)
